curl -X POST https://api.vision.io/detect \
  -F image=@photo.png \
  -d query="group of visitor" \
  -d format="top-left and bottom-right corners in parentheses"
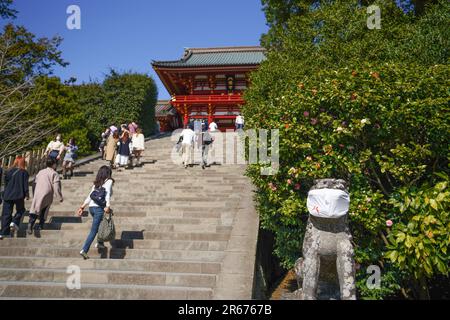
top-left (45, 135), bottom-right (79, 180)
top-left (0, 119), bottom-right (148, 259)
top-left (0, 154), bottom-right (112, 260)
top-left (0, 156), bottom-right (63, 239)
top-left (0, 115), bottom-right (234, 258)
top-left (0, 133), bottom-right (79, 239)
top-left (100, 122), bottom-right (145, 170)
top-left (178, 119), bottom-right (216, 170)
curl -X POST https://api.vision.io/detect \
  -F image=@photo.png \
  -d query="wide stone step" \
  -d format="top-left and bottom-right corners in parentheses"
top-left (0, 135), bottom-right (256, 300)
top-left (141, 231), bottom-right (230, 241)
top-left (14, 222), bottom-right (229, 234)
top-left (0, 238), bottom-right (228, 251)
top-left (19, 215), bottom-right (230, 226)
top-left (10, 229), bottom-right (231, 242)
top-left (0, 268), bottom-right (216, 288)
top-left (49, 198), bottom-right (234, 205)
top-left (0, 257), bottom-right (221, 274)
top-left (0, 281), bottom-right (212, 299)
top-left (43, 210), bottom-right (230, 220)
top-left (0, 246), bottom-right (225, 262)
top-left (44, 215), bottom-right (231, 226)
top-left (30, 210), bottom-right (226, 219)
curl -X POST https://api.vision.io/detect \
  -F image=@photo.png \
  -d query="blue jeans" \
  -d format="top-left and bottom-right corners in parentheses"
top-left (82, 206), bottom-right (104, 253)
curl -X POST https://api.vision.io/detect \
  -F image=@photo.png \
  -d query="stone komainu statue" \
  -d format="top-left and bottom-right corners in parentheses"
top-left (295, 179), bottom-right (356, 300)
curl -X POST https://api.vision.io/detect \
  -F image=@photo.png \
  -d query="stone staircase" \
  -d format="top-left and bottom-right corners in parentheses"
top-left (0, 134), bottom-right (259, 299)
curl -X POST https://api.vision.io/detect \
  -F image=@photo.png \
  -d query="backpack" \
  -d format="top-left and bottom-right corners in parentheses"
top-left (203, 132), bottom-right (213, 145)
top-left (90, 183), bottom-right (107, 208)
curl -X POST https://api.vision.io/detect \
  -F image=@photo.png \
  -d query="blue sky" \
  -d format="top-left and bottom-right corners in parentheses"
top-left (5, 0), bottom-right (268, 99)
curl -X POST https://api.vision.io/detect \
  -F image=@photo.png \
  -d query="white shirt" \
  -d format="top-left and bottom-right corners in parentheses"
top-left (46, 140), bottom-right (64, 152)
top-left (180, 129), bottom-right (195, 145)
top-left (132, 133), bottom-right (145, 150)
top-left (209, 122), bottom-right (218, 132)
top-left (83, 179), bottom-right (113, 208)
top-left (236, 116), bottom-right (244, 125)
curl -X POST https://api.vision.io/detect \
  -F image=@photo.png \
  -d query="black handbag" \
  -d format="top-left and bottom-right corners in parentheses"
top-left (203, 132), bottom-right (213, 145)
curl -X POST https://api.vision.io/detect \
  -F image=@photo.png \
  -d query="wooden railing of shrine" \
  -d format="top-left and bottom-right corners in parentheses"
top-left (0, 148), bottom-right (48, 187)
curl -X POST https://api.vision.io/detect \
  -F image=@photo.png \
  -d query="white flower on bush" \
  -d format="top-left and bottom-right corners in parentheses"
top-left (361, 118), bottom-right (371, 125)
top-left (335, 126), bottom-right (344, 133)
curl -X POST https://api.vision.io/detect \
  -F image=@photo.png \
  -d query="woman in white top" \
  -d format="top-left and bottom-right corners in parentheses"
top-left (131, 128), bottom-right (145, 166)
top-left (77, 166), bottom-right (114, 259)
top-left (46, 134), bottom-right (64, 161)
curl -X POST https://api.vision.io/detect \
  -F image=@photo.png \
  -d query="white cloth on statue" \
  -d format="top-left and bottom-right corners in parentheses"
top-left (306, 188), bottom-right (350, 218)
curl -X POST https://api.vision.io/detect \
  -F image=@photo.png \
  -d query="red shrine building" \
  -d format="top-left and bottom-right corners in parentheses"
top-left (152, 46), bottom-right (266, 131)
top-left (155, 100), bottom-right (181, 132)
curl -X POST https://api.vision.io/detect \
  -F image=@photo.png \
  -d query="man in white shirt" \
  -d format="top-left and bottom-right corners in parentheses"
top-left (179, 126), bottom-right (195, 169)
top-left (235, 114), bottom-right (244, 130)
top-left (209, 121), bottom-right (218, 132)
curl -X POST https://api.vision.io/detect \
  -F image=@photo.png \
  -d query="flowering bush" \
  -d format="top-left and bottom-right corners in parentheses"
top-left (243, 62), bottom-right (449, 299)
top-left (244, 0), bottom-right (449, 299)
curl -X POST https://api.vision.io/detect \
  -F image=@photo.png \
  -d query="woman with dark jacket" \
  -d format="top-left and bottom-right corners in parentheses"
top-left (117, 132), bottom-right (131, 168)
top-left (0, 156), bottom-right (29, 239)
top-left (0, 166), bottom-right (3, 205)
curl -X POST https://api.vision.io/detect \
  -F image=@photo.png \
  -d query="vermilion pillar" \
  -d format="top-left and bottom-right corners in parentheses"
top-left (208, 104), bottom-right (214, 124)
top-left (183, 104), bottom-right (188, 127)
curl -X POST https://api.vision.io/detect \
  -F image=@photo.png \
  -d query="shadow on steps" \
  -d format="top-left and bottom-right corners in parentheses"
top-left (98, 230), bottom-right (145, 259)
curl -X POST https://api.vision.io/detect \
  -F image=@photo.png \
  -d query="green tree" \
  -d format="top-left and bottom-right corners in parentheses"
top-left (30, 76), bottom-right (91, 155)
top-left (0, 24), bottom-right (67, 86)
top-left (74, 83), bottom-right (108, 150)
top-left (102, 70), bottom-right (158, 136)
top-left (0, 22), bottom-right (68, 158)
top-left (245, 0), bottom-right (449, 299)
top-left (73, 71), bottom-right (158, 150)
top-left (0, 0), bottom-right (17, 19)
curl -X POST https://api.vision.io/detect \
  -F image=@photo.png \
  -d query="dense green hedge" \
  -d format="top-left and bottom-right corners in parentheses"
top-left (30, 71), bottom-right (158, 157)
top-left (31, 77), bottom-right (91, 156)
top-left (75, 71), bottom-right (158, 152)
top-left (244, 0), bottom-right (449, 299)
top-left (102, 70), bottom-right (158, 137)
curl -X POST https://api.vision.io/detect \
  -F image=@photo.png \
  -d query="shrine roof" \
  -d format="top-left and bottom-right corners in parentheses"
top-left (152, 46), bottom-right (266, 68)
top-left (155, 100), bottom-right (177, 116)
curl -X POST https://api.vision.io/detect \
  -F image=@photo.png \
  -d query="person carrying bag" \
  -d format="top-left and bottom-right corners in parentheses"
top-left (77, 166), bottom-right (115, 260)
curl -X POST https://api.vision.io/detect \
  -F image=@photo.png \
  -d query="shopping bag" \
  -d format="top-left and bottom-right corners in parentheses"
top-left (97, 212), bottom-right (116, 242)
